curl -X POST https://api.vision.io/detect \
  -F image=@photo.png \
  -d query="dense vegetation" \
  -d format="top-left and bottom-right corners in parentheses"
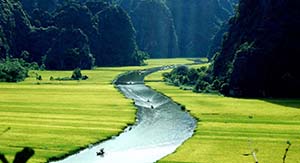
top-left (163, 0), bottom-right (300, 98)
top-left (0, 58), bottom-right (194, 163)
top-left (212, 0), bottom-right (300, 97)
top-left (146, 68), bottom-right (300, 163)
top-left (0, 59), bottom-right (28, 82)
top-left (122, 0), bottom-right (179, 58)
top-left (0, 0), bottom-right (237, 68)
top-left (0, 0), bottom-right (147, 70)
top-left (121, 0), bottom-right (237, 58)
top-left (163, 65), bottom-right (216, 93)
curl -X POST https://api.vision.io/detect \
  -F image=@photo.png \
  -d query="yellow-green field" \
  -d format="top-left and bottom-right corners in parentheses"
top-left (2, 58), bottom-right (299, 163)
top-left (0, 58), bottom-right (195, 163)
top-left (146, 67), bottom-right (300, 163)
top-left (0, 68), bottom-right (138, 163)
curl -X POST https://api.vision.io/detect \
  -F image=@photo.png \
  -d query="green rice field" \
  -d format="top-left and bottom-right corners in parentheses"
top-left (0, 68), bottom-right (137, 163)
top-left (2, 58), bottom-right (299, 163)
top-left (0, 58), bottom-right (194, 163)
top-left (146, 65), bottom-right (300, 163)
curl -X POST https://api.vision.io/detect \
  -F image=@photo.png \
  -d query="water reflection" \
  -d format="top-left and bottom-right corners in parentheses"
top-left (52, 67), bottom-right (196, 163)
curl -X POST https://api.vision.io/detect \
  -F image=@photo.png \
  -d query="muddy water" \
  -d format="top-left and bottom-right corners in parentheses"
top-left (52, 67), bottom-right (196, 163)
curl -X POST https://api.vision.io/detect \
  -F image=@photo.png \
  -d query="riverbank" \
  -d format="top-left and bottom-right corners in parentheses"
top-left (0, 67), bottom-right (138, 163)
top-left (0, 58), bottom-right (195, 163)
top-left (52, 66), bottom-right (195, 163)
top-left (146, 67), bottom-right (300, 163)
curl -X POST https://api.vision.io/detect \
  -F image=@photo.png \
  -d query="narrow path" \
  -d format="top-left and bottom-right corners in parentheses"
top-left (52, 66), bottom-right (196, 163)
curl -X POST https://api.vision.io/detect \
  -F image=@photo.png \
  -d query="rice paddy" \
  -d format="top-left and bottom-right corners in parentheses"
top-left (146, 65), bottom-right (300, 163)
top-left (0, 58), bottom-right (195, 163)
top-left (2, 58), bottom-right (299, 163)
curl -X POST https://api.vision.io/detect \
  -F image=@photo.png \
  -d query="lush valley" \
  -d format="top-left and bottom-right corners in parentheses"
top-left (0, 67), bottom-right (136, 163)
top-left (146, 65), bottom-right (300, 163)
top-left (212, 0), bottom-right (300, 97)
top-left (121, 0), bottom-right (236, 58)
top-left (1, 0), bottom-right (300, 162)
top-left (0, 58), bottom-right (194, 163)
top-left (0, 0), bottom-right (236, 69)
top-left (1, 0), bottom-right (146, 70)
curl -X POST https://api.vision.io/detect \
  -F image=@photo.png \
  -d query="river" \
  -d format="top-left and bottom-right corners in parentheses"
top-left (51, 66), bottom-right (196, 163)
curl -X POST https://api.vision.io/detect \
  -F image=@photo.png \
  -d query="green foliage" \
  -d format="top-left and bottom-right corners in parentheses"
top-left (71, 68), bottom-right (82, 80)
top-left (0, 59), bottom-right (28, 82)
top-left (50, 68), bottom-right (88, 81)
top-left (1, 0), bottom-right (147, 70)
top-left (95, 6), bottom-right (141, 66)
top-left (36, 74), bottom-right (42, 81)
top-left (163, 65), bottom-right (216, 93)
top-left (121, 0), bottom-right (235, 58)
top-left (146, 67), bottom-right (300, 163)
top-left (220, 83), bottom-right (230, 95)
top-left (127, 0), bottom-right (179, 58)
top-left (0, 147), bottom-right (35, 163)
top-left (0, 66), bottom-right (139, 163)
top-left (212, 0), bottom-right (300, 97)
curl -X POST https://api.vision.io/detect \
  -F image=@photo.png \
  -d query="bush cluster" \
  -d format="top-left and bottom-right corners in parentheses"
top-left (0, 59), bottom-right (29, 82)
top-left (163, 65), bottom-right (222, 93)
top-left (50, 68), bottom-right (88, 81)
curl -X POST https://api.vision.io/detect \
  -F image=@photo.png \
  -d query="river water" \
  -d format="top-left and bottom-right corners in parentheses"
top-left (51, 67), bottom-right (196, 163)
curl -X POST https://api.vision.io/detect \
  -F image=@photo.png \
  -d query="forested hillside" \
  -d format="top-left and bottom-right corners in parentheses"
top-left (213, 0), bottom-right (300, 97)
top-left (0, 0), bottom-right (146, 70)
top-left (159, 0), bottom-right (300, 98)
top-left (121, 0), bottom-right (236, 58)
top-left (0, 0), bottom-right (236, 69)
top-left (121, 0), bottom-right (179, 58)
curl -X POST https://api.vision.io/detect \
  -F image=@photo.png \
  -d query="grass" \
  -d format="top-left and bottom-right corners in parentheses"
top-left (0, 67), bottom-right (138, 163)
top-left (0, 58), bottom-right (199, 163)
top-left (145, 58), bottom-right (195, 66)
top-left (146, 67), bottom-right (300, 163)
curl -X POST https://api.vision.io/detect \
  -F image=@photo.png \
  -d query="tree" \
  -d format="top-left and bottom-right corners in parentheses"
top-left (0, 59), bottom-right (28, 82)
top-left (71, 68), bottom-right (82, 80)
top-left (94, 6), bottom-right (141, 66)
top-left (0, 147), bottom-right (34, 163)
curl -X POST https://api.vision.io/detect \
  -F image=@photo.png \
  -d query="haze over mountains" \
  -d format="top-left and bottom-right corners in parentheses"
top-left (0, 0), bottom-right (299, 97)
top-left (121, 0), bottom-right (237, 58)
top-left (0, 0), bottom-right (236, 69)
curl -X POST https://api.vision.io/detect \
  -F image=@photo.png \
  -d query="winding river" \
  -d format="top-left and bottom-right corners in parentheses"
top-left (52, 67), bottom-right (196, 163)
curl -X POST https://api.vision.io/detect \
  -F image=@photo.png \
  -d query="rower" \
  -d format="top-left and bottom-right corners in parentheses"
top-left (96, 148), bottom-right (105, 157)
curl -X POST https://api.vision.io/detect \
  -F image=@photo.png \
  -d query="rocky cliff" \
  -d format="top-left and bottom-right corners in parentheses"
top-left (121, 0), bottom-right (236, 58)
top-left (213, 0), bottom-right (300, 97)
top-left (0, 0), bottom-right (145, 69)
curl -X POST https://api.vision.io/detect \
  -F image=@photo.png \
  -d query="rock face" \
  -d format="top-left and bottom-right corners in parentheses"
top-left (45, 28), bottom-right (94, 70)
top-left (0, 0), bottom-right (145, 69)
top-left (122, 0), bottom-right (179, 58)
top-left (94, 6), bottom-right (141, 66)
top-left (0, 0), bottom-right (32, 58)
top-left (166, 0), bottom-right (235, 57)
top-left (213, 0), bottom-right (300, 97)
top-left (121, 0), bottom-right (235, 58)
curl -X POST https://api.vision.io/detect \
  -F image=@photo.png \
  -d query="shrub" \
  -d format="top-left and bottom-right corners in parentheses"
top-left (0, 59), bottom-right (28, 82)
top-left (194, 80), bottom-right (210, 93)
top-left (82, 75), bottom-right (89, 80)
top-left (51, 68), bottom-right (88, 81)
top-left (71, 68), bottom-right (82, 80)
top-left (220, 83), bottom-right (230, 95)
top-left (36, 75), bottom-right (42, 81)
top-left (211, 79), bottom-right (221, 90)
top-left (172, 65), bottom-right (189, 76)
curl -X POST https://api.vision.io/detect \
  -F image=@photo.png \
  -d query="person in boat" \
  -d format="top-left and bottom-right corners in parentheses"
top-left (97, 148), bottom-right (105, 156)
